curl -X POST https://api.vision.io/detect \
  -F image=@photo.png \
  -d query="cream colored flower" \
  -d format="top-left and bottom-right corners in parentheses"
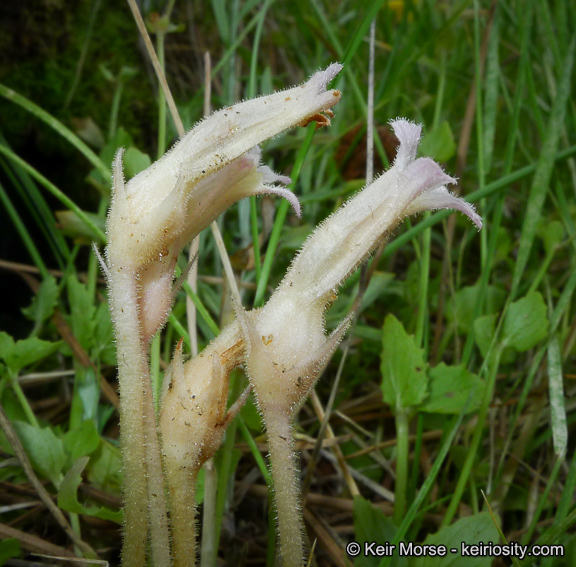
top-left (240, 118), bottom-right (481, 418)
top-left (106, 64), bottom-right (342, 342)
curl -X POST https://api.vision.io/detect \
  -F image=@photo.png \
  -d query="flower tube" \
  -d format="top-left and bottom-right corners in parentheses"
top-left (236, 119), bottom-right (481, 567)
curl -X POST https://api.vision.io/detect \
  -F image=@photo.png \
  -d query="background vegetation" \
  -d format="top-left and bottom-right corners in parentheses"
top-left (0, 0), bottom-right (575, 565)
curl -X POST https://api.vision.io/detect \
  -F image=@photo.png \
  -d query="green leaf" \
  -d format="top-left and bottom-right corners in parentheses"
top-left (502, 292), bottom-right (549, 352)
top-left (21, 275), bottom-right (59, 334)
top-left (70, 366), bottom-right (100, 427)
top-left (353, 496), bottom-right (406, 567)
top-left (418, 121), bottom-right (456, 163)
top-left (67, 276), bottom-right (97, 353)
top-left (55, 210), bottom-right (106, 245)
top-left (123, 147), bottom-right (152, 179)
top-left (100, 127), bottom-right (134, 168)
top-left (0, 332), bottom-right (61, 376)
top-left (421, 364), bottom-right (484, 415)
top-left (12, 421), bottom-right (66, 487)
top-left (408, 512), bottom-right (499, 567)
top-left (380, 315), bottom-right (428, 412)
top-left (87, 439), bottom-right (123, 494)
top-left (0, 333), bottom-right (14, 365)
top-left (64, 419), bottom-right (101, 463)
top-left (447, 284), bottom-right (506, 333)
top-left (58, 456), bottom-right (123, 524)
top-left (73, 116), bottom-right (105, 149)
top-left (0, 538), bottom-right (20, 565)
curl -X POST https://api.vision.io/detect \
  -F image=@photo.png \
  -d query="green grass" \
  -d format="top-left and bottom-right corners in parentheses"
top-left (0, 1), bottom-right (575, 565)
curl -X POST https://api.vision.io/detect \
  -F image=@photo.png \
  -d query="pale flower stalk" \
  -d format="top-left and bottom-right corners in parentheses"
top-left (234, 119), bottom-right (482, 566)
top-left (105, 65), bottom-right (342, 567)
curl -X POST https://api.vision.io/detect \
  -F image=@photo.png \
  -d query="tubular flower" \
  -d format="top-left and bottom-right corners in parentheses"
top-left (235, 118), bottom-right (481, 567)
top-left (241, 118), bottom-right (481, 420)
top-left (105, 63), bottom-right (343, 342)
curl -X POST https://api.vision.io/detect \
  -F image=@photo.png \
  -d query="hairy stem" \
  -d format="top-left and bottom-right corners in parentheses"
top-left (266, 413), bottom-right (305, 567)
top-left (142, 376), bottom-right (172, 567)
top-left (107, 268), bottom-right (171, 567)
top-left (164, 458), bottom-right (200, 567)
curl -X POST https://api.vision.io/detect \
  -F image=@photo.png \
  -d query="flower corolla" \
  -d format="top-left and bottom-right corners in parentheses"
top-left (105, 64), bottom-right (343, 342)
top-left (240, 119), bottom-right (481, 418)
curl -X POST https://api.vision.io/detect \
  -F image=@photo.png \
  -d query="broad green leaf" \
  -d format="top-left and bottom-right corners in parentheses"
top-left (21, 275), bottom-right (59, 334)
top-left (0, 332), bottom-right (61, 376)
top-left (124, 147), bottom-right (152, 179)
top-left (0, 388), bottom-right (28, 432)
top-left (98, 63), bottom-right (115, 83)
top-left (448, 285), bottom-right (506, 333)
top-left (0, 538), bottom-right (20, 565)
top-left (64, 419), bottom-right (101, 463)
top-left (418, 121), bottom-right (456, 163)
top-left (380, 315), bottom-right (427, 412)
top-left (58, 457), bottom-right (123, 524)
top-left (87, 439), bottom-right (122, 494)
top-left (502, 292), bottom-right (549, 352)
top-left (0, 333), bottom-right (14, 364)
top-left (12, 421), bottom-right (65, 487)
top-left (421, 364), bottom-right (484, 415)
top-left (67, 276), bottom-right (97, 353)
top-left (408, 512), bottom-right (499, 567)
top-left (353, 496), bottom-right (406, 567)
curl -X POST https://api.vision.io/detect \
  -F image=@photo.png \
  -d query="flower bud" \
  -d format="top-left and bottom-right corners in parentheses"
top-left (159, 326), bottom-right (247, 470)
top-left (158, 329), bottom-right (248, 567)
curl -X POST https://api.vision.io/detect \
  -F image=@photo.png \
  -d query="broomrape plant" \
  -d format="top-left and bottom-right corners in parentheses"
top-left (105, 63), bottom-right (481, 566)
top-left (106, 64), bottom-right (342, 567)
